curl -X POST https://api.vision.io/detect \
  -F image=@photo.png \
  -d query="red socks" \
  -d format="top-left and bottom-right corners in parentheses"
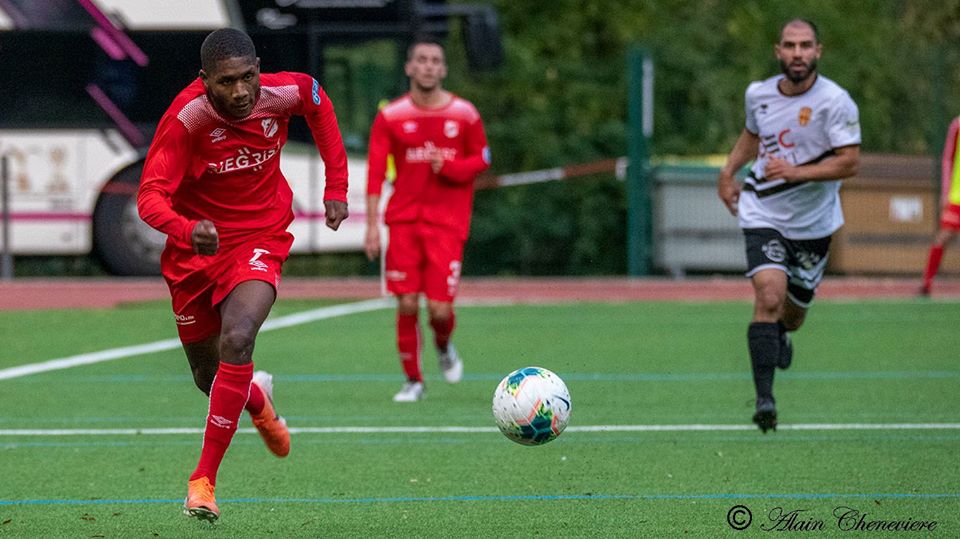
top-left (430, 311), bottom-right (456, 351)
top-left (190, 361), bottom-right (253, 485)
top-left (245, 381), bottom-right (265, 416)
top-left (397, 313), bottom-right (422, 382)
top-left (396, 310), bottom-right (456, 381)
top-left (923, 244), bottom-right (944, 290)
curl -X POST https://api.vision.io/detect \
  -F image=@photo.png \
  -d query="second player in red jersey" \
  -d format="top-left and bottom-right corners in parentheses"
top-left (137, 28), bottom-right (348, 522)
top-left (365, 38), bottom-right (490, 402)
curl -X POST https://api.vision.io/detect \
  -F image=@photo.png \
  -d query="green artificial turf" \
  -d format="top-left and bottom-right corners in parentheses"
top-left (1, 299), bottom-right (957, 537)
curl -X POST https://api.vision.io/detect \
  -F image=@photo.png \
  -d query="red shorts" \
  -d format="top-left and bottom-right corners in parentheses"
top-left (385, 222), bottom-right (464, 302)
top-left (162, 231), bottom-right (294, 344)
top-left (941, 203), bottom-right (960, 230)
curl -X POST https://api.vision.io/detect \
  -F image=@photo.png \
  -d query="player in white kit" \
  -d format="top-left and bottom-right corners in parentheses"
top-left (717, 19), bottom-right (861, 432)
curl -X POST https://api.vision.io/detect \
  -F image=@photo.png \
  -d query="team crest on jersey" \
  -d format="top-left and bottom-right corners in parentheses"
top-left (444, 120), bottom-right (459, 138)
top-left (402, 121), bottom-right (418, 133)
top-left (261, 118), bottom-right (279, 138)
top-left (209, 127), bottom-right (227, 143)
top-left (798, 107), bottom-right (812, 126)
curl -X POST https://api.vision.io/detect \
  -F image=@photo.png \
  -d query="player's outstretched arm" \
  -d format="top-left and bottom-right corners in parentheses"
top-left (717, 128), bottom-right (758, 216)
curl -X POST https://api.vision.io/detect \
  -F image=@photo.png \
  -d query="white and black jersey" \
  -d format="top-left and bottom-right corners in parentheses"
top-left (738, 74), bottom-right (861, 239)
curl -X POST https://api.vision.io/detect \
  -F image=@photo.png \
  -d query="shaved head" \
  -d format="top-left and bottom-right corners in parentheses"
top-left (200, 28), bottom-right (256, 74)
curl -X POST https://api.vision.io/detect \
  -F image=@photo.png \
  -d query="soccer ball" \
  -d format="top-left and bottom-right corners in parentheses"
top-left (492, 366), bottom-right (571, 446)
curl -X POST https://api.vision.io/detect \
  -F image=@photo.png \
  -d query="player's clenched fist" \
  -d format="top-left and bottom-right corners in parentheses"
top-left (324, 200), bottom-right (348, 231)
top-left (191, 220), bottom-right (219, 255)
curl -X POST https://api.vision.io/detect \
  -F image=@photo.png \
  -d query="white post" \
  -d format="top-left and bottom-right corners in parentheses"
top-left (1, 153), bottom-right (13, 280)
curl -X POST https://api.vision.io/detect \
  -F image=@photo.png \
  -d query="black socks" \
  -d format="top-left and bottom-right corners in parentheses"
top-left (748, 322), bottom-right (780, 402)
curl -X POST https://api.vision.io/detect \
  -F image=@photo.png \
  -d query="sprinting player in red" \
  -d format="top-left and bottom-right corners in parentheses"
top-left (364, 38), bottom-right (491, 402)
top-left (920, 116), bottom-right (960, 296)
top-left (137, 28), bottom-right (348, 521)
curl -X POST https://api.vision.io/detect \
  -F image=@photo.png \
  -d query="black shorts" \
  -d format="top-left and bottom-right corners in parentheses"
top-left (743, 228), bottom-right (832, 308)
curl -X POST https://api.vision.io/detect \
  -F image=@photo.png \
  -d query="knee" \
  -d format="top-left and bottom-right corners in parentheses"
top-left (219, 322), bottom-right (257, 362)
top-left (397, 296), bottom-right (419, 316)
top-left (429, 312), bottom-right (451, 326)
top-left (755, 288), bottom-right (784, 312)
top-left (753, 289), bottom-right (785, 321)
top-left (428, 305), bottom-right (452, 324)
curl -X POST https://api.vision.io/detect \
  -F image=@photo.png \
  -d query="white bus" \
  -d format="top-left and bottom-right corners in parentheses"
top-left (0, 0), bottom-right (497, 274)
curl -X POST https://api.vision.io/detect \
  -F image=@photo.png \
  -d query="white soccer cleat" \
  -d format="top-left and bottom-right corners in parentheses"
top-left (438, 344), bottom-right (463, 384)
top-left (252, 370), bottom-right (274, 397)
top-left (392, 381), bottom-right (425, 402)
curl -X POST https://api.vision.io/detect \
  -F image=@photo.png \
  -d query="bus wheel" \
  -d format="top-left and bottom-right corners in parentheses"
top-left (93, 160), bottom-right (165, 276)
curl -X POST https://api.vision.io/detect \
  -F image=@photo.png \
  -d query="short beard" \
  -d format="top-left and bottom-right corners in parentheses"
top-left (780, 58), bottom-right (818, 84)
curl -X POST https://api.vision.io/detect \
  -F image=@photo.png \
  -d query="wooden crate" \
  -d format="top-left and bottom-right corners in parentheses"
top-left (830, 154), bottom-right (959, 275)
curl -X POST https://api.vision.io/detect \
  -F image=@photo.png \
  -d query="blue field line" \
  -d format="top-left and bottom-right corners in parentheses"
top-left (5, 432), bottom-right (960, 449)
top-left (18, 370), bottom-right (960, 384)
top-left (3, 423), bottom-right (960, 437)
top-left (2, 492), bottom-right (959, 507)
top-left (286, 371), bottom-right (960, 382)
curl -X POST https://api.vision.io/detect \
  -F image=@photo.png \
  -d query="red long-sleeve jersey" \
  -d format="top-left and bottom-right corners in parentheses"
top-left (367, 94), bottom-right (490, 240)
top-left (138, 72), bottom-right (348, 249)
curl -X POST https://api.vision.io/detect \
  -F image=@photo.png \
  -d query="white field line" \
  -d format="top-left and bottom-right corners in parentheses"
top-left (1, 423), bottom-right (959, 436)
top-left (0, 298), bottom-right (392, 381)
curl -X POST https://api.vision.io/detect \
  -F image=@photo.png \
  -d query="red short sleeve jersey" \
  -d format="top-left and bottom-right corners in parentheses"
top-left (366, 94), bottom-right (490, 240)
top-left (138, 72), bottom-right (348, 248)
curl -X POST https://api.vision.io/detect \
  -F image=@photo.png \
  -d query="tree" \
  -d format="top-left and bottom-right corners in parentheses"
top-left (437, 1), bottom-right (960, 275)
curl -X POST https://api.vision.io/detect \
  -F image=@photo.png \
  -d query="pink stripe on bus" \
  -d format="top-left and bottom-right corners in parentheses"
top-left (77, 0), bottom-right (149, 66)
top-left (7, 214), bottom-right (91, 222)
top-left (90, 26), bottom-right (126, 61)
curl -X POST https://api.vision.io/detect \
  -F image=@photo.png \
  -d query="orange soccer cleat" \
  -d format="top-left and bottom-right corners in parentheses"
top-left (183, 477), bottom-right (219, 522)
top-left (251, 371), bottom-right (290, 457)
